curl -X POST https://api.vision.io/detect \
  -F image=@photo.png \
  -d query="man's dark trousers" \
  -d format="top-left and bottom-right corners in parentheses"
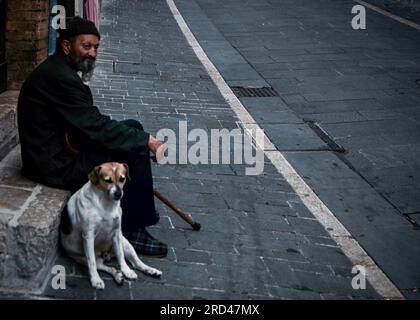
top-left (66, 119), bottom-right (159, 231)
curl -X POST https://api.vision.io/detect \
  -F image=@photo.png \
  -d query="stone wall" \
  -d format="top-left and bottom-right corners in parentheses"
top-left (0, 90), bottom-right (18, 159)
top-left (6, 0), bottom-right (50, 90)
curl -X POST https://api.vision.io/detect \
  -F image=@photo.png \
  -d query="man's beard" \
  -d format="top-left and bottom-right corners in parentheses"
top-left (68, 55), bottom-right (96, 82)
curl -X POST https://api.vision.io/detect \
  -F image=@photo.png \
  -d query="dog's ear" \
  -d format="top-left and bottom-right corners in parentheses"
top-left (122, 163), bottom-right (131, 181)
top-left (88, 166), bottom-right (102, 185)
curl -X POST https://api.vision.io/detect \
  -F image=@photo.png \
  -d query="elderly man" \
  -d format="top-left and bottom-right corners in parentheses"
top-left (17, 17), bottom-right (168, 257)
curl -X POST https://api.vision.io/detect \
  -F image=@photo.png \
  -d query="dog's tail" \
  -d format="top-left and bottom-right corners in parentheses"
top-left (60, 205), bottom-right (73, 235)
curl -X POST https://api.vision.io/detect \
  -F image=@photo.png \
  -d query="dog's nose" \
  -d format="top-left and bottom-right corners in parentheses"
top-left (114, 188), bottom-right (123, 200)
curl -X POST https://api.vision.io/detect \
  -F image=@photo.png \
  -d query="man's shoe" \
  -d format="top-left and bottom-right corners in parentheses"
top-left (123, 227), bottom-right (168, 258)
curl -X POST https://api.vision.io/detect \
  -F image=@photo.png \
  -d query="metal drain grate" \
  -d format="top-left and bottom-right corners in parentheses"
top-left (230, 86), bottom-right (279, 98)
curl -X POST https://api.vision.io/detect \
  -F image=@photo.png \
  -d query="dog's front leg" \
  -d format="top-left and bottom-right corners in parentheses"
top-left (83, 231), bottom-right (105, 289)
top-left (112, 231), bottom-right (138, 280)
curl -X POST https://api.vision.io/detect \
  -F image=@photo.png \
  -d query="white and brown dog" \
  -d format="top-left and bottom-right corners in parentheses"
top-left (60, 162), bottom-right (162, 289)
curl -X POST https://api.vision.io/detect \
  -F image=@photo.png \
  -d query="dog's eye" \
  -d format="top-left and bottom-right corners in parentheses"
top-left (119, 176), bottom-right (126, 183)
top-left (104, 178), bottom-right (113, 184)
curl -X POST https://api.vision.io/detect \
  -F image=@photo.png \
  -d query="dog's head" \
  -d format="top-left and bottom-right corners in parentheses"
top-left (88, 162), bottom-right (130, 201)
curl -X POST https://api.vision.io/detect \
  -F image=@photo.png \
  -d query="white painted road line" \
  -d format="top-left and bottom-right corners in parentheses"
top-left (354, 0), bottom-right (420, 31)
top-left (166, 0), bottom-right (405, 299)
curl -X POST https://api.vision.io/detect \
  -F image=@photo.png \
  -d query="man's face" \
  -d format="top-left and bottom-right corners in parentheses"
top-left (63, 34), bottom-right (100, 80)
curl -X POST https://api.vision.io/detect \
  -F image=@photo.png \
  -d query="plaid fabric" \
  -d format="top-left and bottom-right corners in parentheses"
top-left (124, 228), bottom-right (168, 257)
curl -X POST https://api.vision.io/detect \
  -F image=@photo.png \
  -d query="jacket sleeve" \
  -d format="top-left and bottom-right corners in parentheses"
top-left (47, 73), bottom-right (150, 154)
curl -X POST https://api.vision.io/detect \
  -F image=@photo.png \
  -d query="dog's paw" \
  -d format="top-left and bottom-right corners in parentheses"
top-left (122, 268), bottom-right (138, 280)
top-left (91, 276), bottom-right (105, 290)
top-left (113, 270), bottom-right (125, 286)
top-left (143, 267), bottom-right (162, 278)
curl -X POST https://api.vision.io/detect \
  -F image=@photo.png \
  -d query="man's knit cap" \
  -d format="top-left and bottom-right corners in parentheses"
top-left (58, 16), bottom-right (101, 40)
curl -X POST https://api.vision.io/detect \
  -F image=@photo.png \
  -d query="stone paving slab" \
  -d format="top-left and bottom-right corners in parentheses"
top-left (239, 97), bottom-right (304, 124)
top-left (261, 124), bottom-right (329, 151)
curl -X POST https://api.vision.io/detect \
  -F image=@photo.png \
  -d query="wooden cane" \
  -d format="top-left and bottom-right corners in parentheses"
top-left (153, 189), bottom-right (201, 231)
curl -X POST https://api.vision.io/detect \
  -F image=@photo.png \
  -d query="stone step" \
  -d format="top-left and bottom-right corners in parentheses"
top-left (0, 91), bottom-right (19, 160)
top-left (0, 146), bottom-right (70, 294)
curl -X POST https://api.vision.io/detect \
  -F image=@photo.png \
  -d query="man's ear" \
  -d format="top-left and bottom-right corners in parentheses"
top-left (88, 166), bottom-right (101, 185)
top-left (122, 163), bottom-right (131, 181)
top-left (62, 39), bottom-right (71, 55)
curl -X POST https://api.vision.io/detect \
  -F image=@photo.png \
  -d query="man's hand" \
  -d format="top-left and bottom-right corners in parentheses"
top-left (148, 135), bottom-right (163, 155)
top-left (148, 135), bottom-right (167, 164)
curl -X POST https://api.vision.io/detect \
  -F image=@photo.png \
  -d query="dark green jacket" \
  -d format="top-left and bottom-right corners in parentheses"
top-left (17, 53), bottom-right (150, 187)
